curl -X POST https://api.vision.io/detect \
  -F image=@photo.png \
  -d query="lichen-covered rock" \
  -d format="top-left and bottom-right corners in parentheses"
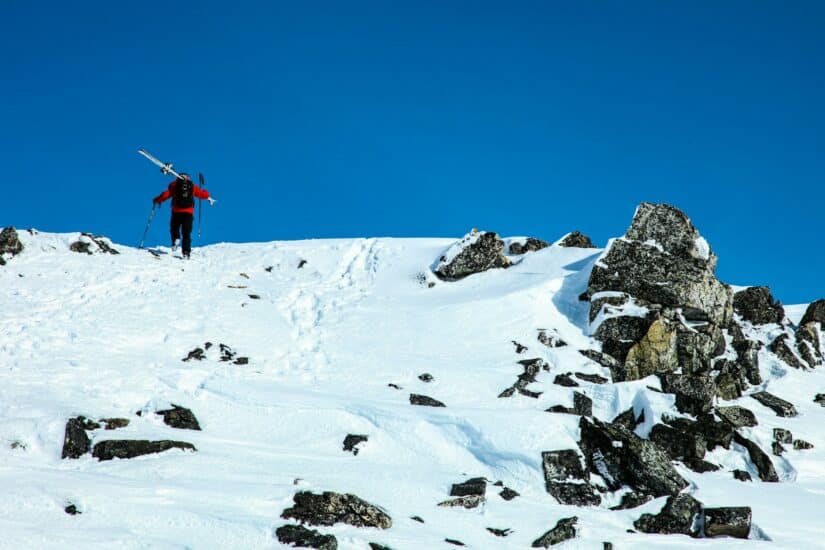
top-left (509, 237), bottom-right (549, 255)
top-left (579, 350), bottom-right (622, 381)
top-left (92, 440), bottom-right (196, 461)
top-left (558, 231), bottom-right (596, 248)
top-left (156, 405), bottom-right (201, 430)
top-left (587, 203), bottom-right (733, 325)
top-left (276, 524), bottom-right (337, 550)
top-left (769, 334), bottom-right (808, 370)
top-left (732, 433), bottom-right (778, 482)
top-left (409, 394), bottom-right (445, 407)
top-left (663, 415), bottom-right (733, 452)
top-left (733, 287), bottom-right (784, 325)
top-left (800, 299), bottom-right (825, 329)
top-left (796, 323), bottom-right (823, 368)
top-left (547, 482), bottom-right (602, 506)
top-left (594, 315), bottom-right (654, 364)
top-left (437, 495), bottom-right (486, 509)
top-left (574, 372), bottom-right (609, 384)
top-left (704, 507), bottom-right (751, 539)
top-left (281, 491), bottom-right (392, 529)
top-left (731, 336), bottom-right (763, 385)
top-left (716, 406), bottom-right (758, 428)
top-left (542, 450), bottom-right (586, 484)
top-left (61, 416), bottom-right (100, 459)
top-left (649, 423), bottom-right (707, 462)
top-left (588, 292), bottom-right (630, 323)
top-left (499, 487), bottom-right (519, 500)
top-left (659, 373), bottom-right (716, 416)
top-left (578, 417), bottom-right (688, 497)
top-left (794, 439), bottom-right (814, 450)
top-left (450, 477), bottom-right (486, 497)
top-left (0, 226), bottom-right (24, 261)
top-left (609, 491), bottom-right (653, 510)
top-left (537, 330), bottom-right (566, 348)
top-left (623, 320), bottom-right (679, 381)
top-left (611, 407), bottom-right (644, 432)
top-left (633, 493), bottom-right (702, 537)
top-left (532, 516), bottom-right (578, 548)
top-left (751, 391), bottom-right (798, 417)
top-left (773, 428), bottom-right (793, 444)
top-left (433, 231), bottom-right (511, 281)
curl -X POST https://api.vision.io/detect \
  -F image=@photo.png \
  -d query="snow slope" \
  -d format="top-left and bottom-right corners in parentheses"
top-left (2, 231), bottom-right (824, 549)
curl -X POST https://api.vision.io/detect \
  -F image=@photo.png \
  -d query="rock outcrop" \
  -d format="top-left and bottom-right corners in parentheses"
top-left (509, 237), bottom-right (549, 255)
top-left (156, 405), bottom-right (201, 430)
top-left (558, 231), bottom-right (595, 248)
top-left (281, 491), bottom-right (391, 529)
top-left (276, 524), bottom-right (337, 550)
top-left (532, 516), bottom-right (578, 548)
top-left (633, 494), bottom-right (702, 537)
top-left (0, 227), bottom-right (24, 264)
top-left (69, 233), bottom-right (120, 255)
top-left (92, 440), bottom-right (196, 461)
top-left (733, 287), bottom-right (784, 325)
top-left (800, 300), bottom-right (825, 329)
top-left (434, 231), bottom-right (511, 281)
top-left (703, 507), bottom-right (751, 539)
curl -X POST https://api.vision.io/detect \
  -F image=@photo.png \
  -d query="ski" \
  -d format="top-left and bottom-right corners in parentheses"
top-left (138, 149), bottom-right (183, 180)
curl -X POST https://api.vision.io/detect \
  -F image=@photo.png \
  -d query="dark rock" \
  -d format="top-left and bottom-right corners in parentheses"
top-left (733, 287), bottom-right (784, 325)
top-left (0, 227), bottom-right (24, 258)
top-left (450, 477), bottom-right (486, 497)
top-left (388, 383), bottom-right (401, 390)
top-left (751, 391), bottom-right (798, 417)
top-left (553, 373), bottom-right (579, 387)
top-left (546, 392), bottom-right (592, 417)
top-left (578, 417), bottom-right (688, 497)
top-left (418, 373), bottom-right (434, 382)
top-left (713, 359), bottom-right (747, 400)
top-left (547, 482), bottom-right (602, 506)
top-left (816, 394), bottom-right (825, 407)
top-left (603, 543), bottom-right (613, 550)
top-left (409, 394), bottom-right (445, 407)
top-left (281, 491), bottom-right (392, 529)
top-left (633, 493), bottom-right (702, 537)
top-left (537, 330), bottom-right (566, 348)
top-left (509, 237), bottom-right (549, 255)
top-left (434, 231), bottom-right (511, 281)
top-left (595, 315), bottom-right (654, 364)
top-left (183, 347), bottom-right (205, 362)
top-left (587, 204), bottom-right (733, 325)
top-left (532, 516), bottom-right (578, 548)
top-left (512, 341), bottom-right (528, 354)
top-left (275, 524), bottom-right (337, 550)
top-left (343, 434), bottom-right (368, 455)
top-left (499, 487), bottom-right (519, 501)
top-left (732, 337), bottom-right (763, 385)
top-left (64, 504), bottom-right (80, 515)
top-left (773, 428), bottom-right (793, 444)
top-left (769, 334), bottom-right (808, 370)
top-left (732, 469), bottom-right (752, 482)
top-left (499, 358), bottom-right (549, 399)
top-left (796, 324), bottom-right (822, 368)
top-left (70, 241), bottom-right (92, 254)
top-left (704, 506), bottom-right (751, 539)
top-left (800, 299), bottom-right (825, 328)
top-left (574, 372), bottom-right (609, 384)
top-left (542, 450), bottom-right (586, 484)
top-left (444, 539), bottom-right (465, 546)
top-left (219, 343), bottom-right (237, 362)
top-left (92, 440), bottom-right (196, 461)
top-left (611, 407), bottom-right (642, 432)
top-left (100, 418), bottom-right (130, 430)
top-left (794, 439), bottom-right (814, 450)
top-left (70, 234), bottom-right (119, 255)
top-left (368, 544), bottom-right (393, 550)
top-left (609, 492), bottom-right (653, 510)
top-left (61, 416), bottom-right (99, 459)
top-left (156, 405), bottom-right (201, 430)
top-left (771, 442), bottom-right (786, 456)
top-left (660, 373), bottom-right (716, 416)
top-left (410, 515), bottom-right (424, 523)
top-left (622, 319), bottom-right (679, 381)
top-left (234, 357), bottom-right (249, 365)
top-left (559, 231), bottom-right (595, 248)
top-left (579, 349), bottom-right (622, 381)
top-left (649, 423), bottom-right (706, 461)
top-left (732, 432), bottom-right (778, 482)
top-left (487, 527), bottom-right (511, 537)
top-left (676, 322), bottom-right (726, 375)
top-left (662, 415), bottom-right (733, 452)
top-left (437, 496), bottom-right (485, 509)
top-left (683, 459), bottom-right (720, 472)
top-left (588, 292), bottom-right (630, 323)
top-left (716, 406), bottom-right (758, 428)
top-left (298, 259), bottom-right (308, 269)
top-left (248, 294), bottom-right (260, 300)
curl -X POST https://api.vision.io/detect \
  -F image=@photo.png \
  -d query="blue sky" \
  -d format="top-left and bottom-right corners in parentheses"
top-left (1, 1), bottom-right (823, 303)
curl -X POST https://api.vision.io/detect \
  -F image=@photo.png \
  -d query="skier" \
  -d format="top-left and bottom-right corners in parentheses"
top-left (152, 173), bottom-right (215, 258)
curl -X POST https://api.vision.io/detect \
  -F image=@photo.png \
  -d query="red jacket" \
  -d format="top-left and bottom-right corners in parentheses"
top-left (154, 179), bottom-right (210, 214)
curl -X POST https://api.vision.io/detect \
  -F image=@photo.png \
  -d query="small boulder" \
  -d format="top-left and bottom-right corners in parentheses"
top-left (633, 494), bottom-right (702, 537)
top-left (558, 231), bottom-right (595, 248)
top-left (704, 507), bottom-right (751, 539)
top-left (793, 439), bottom-right (814, 450)
top-left (574, 372), bottom-right (608, 384)
top-left (64, 504), bottom-right (80, 515)
top-left (499, 487), bottom-right (519, 501)
top-left (449, 477), bottom-right (486, 497)
top-left (409, 394), bottom-right (445, 407)
top-left (61, 416), bottom-right (100, 459)
top-left (716, 406), bottom-right (758, 428)
top-left (609, 492), bottom-right (653, 510)
top-left (773, 428), bottom-right (793, 444)
top-left (816, 394), bottom-right (825, 407)
top-left (612, 407), bottom-right (644, 432)
top-left (275, 524), bottom-right (337, 550)
top-left (281, 491), bottom-right (392, 529)
top-left (732, 433), bottom-right (778, 482)
top-left (546, 392), bottom-right (592, 417)
top-left (100, 418), bottom-right (130, 430)
top-left (418, 373), bottom-right (434, 382)
top-left (769, 334), bottom-right (808, 370)
top-left (733, 287), bottom-right (784, 325)
top-left (800, 299), bottom-right (825, 329)
top-left (537, 330), bottom-right (566, 348)
top-left (532, 516), bottom-right (578, 548)
top-left (434, 231), bottom-right (511, 281)
top-left (509, 237), bottom-right (549, 255)
top-left (751, 391), bottom-right (798, 417)
top-left (437, 496), bottom-right (485, 509)
top-left (155, 405), bottom-right (201, 430)
top-left (92, 440), bottom-right (196, 461)
top-left (343, 434), bottom-right (368, 455)
top-left (659, 373), bottom-right (716, 416)
top-left (0, 227), bottom-right (24, 259)
top-left (553, 373), bottom-right (579, 387)
top-left (487, 527), bottom-right (511, 537)
top-left (732, 470), bottom-right (752, 482)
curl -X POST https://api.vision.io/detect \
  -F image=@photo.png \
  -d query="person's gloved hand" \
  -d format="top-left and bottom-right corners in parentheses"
top-left (153, 198), bottom-right (161, 206)
top-left (207, 197), bottom-right (216, 206)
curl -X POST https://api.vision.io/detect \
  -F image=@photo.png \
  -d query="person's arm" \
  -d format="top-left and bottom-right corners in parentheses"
top-left (153, 182), bottom-right (176, 204)
top-left (193, 185), bottom-right (210, 200)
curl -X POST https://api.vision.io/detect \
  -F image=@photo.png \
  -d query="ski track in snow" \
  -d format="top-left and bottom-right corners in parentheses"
top-left (1, 231), bottom-right (824, 549)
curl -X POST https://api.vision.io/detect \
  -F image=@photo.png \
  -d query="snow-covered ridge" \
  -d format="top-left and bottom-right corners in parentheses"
top-left (1, 229), bottom-right (824, 549)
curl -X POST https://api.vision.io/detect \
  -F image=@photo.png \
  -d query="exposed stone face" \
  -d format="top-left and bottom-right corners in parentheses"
top-left (623, 320), bottom-right (679, 381)
top-left (704, 507), bottom-right (752, 539)
top-left (437, 496), bottom-right (485, 509)
top-left (800, 299), bottom-right (825, 329)
top-left (156, 405), bottom-right (201, 430)
top-left (449, 477), bottom-right (486, 497)
top-left (61, 416), bottom-right (98, 459)
top-left (281, 491), bottom-right (392, 529)
top-left (532, 516), bottom-right (578, 548)
top-left (732, 470), bottom-right (752, 482)
top-left (409, 394), bottom-right (446, 407)
top-left (816, 394), bottom-right (825, 407)
top-left (611, 407), bottom-right (644, 432)
top-left (751, 391), bottom-right (798, 417)
top-left (553, 373), bottom-right (578, 387)
top-left (547, 482), bottom-right (602, 506)
top-left (589, 293), bottom-right (630, 323)
top-left (659, 374), bottom-right (716, 416)
top-left (546, 392), bottom-right (592, 417)
top-left (663, 415), bottom-right (733, 452)
top-left (794, 439), bottom-right (814, 450)
top-left (558, 231), bottom-right (595, 248)
top-left (69, 233), bottom-right (120, 255)
top-left (499, 358), bottom-right (549, 399)
top-left (733, 287), bottom-right (784, 325)
top-left (579, 350), bottom-right (622, 382)
top-left (578, 417), bottom-right (688, 497)
top-left (633, 493), bottom-right (702, 537)
top-left (773, 428), bottom-right (793, 444)
top-left (276, 524), bottom-right (337, 550)
top-left (732, 433), bottom-right (778, 482)
top-left (499, 487), bottom-right (520, 500)
top-left (649, 423), bottom-right (707, 462)
top-left (0, 227), bottom-right (24, 259)
top-left (609, 491), bottom-right (653, 510)
top-left (343, 434), bottom-right (368, 455)
top-left (769, 334), bottom-right (808, 370)
top-left (509, 238), bottom-right (549, 255)
top-left (542, 450), bottom-right (586, 484)
top-left (716, 406), bottom-right (758, 428)
top-left (587, 203), bottom-right (733, 325)
top-left (796, 324), bottom-right (823, 368)
top-left (92, 440), bottom-right (196, 461)
top-left (595, 315), bottom-right (654, 364)
top-left (434, 232), bottom-right (511, 281)
top-left (574, 372), bottom-right (609, 384)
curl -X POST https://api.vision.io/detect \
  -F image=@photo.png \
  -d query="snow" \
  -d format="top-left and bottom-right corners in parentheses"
top-left (694, 236), bottom-right (711, 260)
top-left (1, 231), bottom-right (825, 548)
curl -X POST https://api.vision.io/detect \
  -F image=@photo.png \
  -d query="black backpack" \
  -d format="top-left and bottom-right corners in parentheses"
top-left (173, 178), bottom-right (194, 208)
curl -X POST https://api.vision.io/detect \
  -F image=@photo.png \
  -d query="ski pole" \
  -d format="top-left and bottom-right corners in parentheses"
top-left (139, 204), bottom-right (156, 249)
top-left (198, 172), bottom-right (205, 239)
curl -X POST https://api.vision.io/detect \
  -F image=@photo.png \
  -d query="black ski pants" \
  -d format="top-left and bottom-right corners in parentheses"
top-left (170, 212), bottom-right (194, 255)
